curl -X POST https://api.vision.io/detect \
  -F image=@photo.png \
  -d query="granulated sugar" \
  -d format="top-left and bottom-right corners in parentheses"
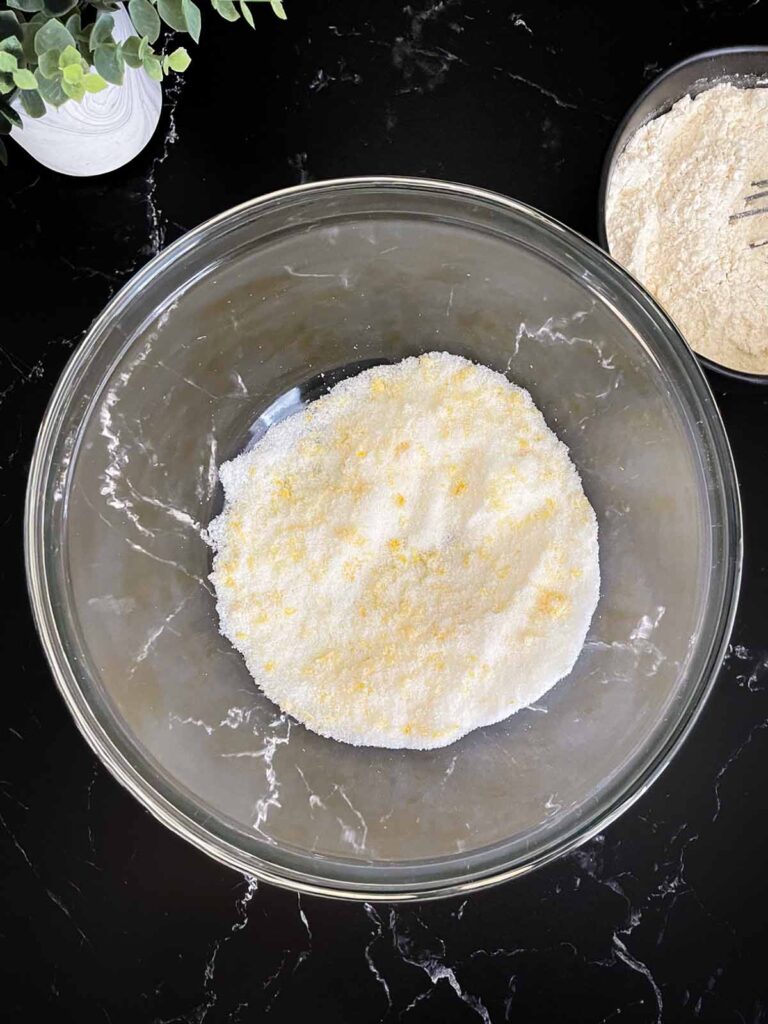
top-left (208, 353), bottom-right (600, 749)
top-left (606, 82), bottom-right (768, 375)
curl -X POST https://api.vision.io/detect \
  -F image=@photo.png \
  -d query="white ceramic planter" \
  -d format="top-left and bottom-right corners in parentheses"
top-left (11, 5), bottom-right (162, 176)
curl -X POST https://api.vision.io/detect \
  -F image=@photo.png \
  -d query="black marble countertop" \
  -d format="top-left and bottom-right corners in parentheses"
top-left (3, 2), bottom-right (768, 1021)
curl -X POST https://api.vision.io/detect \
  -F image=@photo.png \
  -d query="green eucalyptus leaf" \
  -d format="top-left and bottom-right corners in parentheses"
top-left (36, 67), bottom-right (67, 104)
top-left (34, 18), bottom-right (75, 56)
top-left (0, 76), bottom-right (14, 94)
top-left (65, 11), bottom-right (81, 36)
top-left (270, 0), bottom-right (286, 19)
top-left (167, 45), bottom-right (190, 71)
top-left (181, 0), bottom-right (201, 42)
top-left (0, 11), bottom-right (23, 44)
top-left (13, 67), bottom-right (38, 88)
top-left (1, 101), bottom-right (22, 126)
top-left (211, 0), bottom-right (238, 22)
top-left (8, 0), bottom-right (44, 13)
top-left (0, 51), bottom-right (18, 71)
top-left (156, 0), bottom-right (187, 33)
top-left (0, 34), bottom-right (24, 58)
top-left (61, 62), bottom-right (82, 84)
top-left (0, 105), bottom-right (12, 127)
top-left (89, 12), bottom-right (114, 47)
top-left (20, 86), bottom-right (45, 116)
top-left (137, 34), bottom-right (151, 59)
top-left (142, 52), bottom-right (162, 80)
top-left (0, 9), bottom-right (22, 32)
top-left (121, 34), bottom-right (141, 55)
top-left (128, 0), bottom-right (161, 44)
top-left (93, 41), bottom-right (124, 83)
top-left (39, 48), bottom-right (61, 77)
top-left (83, 71), bottom-right (107, 92)
top-left (58, 43), bottom-right (81, 67)
top-left (0, 138), bottom-right (8, 166)
top-left (239, 1), bottom-right (254, 28)
top-left (42, 0), bottom-right (78, 17)
top-left (20, 23), bottom-right (37, 62)
top-left (120, 35), bottom-right (142, 68)
top-left (61, 75), bottom-right (84, 100)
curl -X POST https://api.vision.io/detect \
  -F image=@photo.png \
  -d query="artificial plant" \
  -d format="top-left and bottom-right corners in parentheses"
top-left (0, 0), bottom-right (286, 164)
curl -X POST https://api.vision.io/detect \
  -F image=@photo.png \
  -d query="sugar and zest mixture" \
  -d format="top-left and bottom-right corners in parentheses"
top-left (606, 83), bottom-right (768, 375)
top-left (208, 353), bottom-right (600, 750)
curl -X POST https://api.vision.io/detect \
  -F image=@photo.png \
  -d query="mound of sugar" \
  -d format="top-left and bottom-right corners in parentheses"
top-left (208, 352), bottom-right (600, 749)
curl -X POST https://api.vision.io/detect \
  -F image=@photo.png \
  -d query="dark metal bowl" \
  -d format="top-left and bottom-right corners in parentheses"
top-left (597, 46), bottom-right (768, 385)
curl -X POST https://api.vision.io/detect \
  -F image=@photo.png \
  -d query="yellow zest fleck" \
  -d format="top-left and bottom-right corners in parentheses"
top-left (342, 559), bottom-right (362, 583)
top-left (336, 525), bottom-right (367, 546)
top-left (284, 606), bottom-right (297, 617)
top-left (335, 426), bottom-right (352, 448)
top-left (274, 476), bottom-right (294, 501)
top-left (394, 441), bottom-right (411, 456)
top-left (380, 644), bottom-right (398, 666)
top-left (409, 548), bottom-right (446, 576)
top-left (388, 538), bottom-right (402, 552)
top-left (263, 661), bottom-right (275, 672)
top-left (394, 493), bottom-right (406, 507)
top-left (451, 479), bottom-right (468, 496)
top-left (534, 589), bottom-right (569, 619)
top-left (348, 479), bottom-right (372, 503)
top-left (356, 449), bottom-right (368, 458)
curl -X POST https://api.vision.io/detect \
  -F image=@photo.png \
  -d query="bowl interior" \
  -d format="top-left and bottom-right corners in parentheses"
top-left (34, 181), bottom-right (738, 895)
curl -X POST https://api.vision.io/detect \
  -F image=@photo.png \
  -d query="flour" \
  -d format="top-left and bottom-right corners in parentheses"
top-left (606, 83), bottom-right (768, 375)
top-left (208, 353), bottom-right (600, 750)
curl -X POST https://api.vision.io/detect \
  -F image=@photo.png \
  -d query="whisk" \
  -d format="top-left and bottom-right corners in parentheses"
top-left (730, 179), bottom-right (768, 248)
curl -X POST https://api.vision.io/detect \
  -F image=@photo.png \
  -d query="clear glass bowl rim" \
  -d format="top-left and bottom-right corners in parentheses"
top-left (25, 176), bottom-right (743, 901)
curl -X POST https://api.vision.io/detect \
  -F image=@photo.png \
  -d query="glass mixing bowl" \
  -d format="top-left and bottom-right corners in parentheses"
top-left (25, 178), bottom-right (741, 900)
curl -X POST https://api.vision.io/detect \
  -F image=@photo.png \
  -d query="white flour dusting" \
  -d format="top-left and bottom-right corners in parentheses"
top-left (606, 83), bottom-right (768, 375)
top-left (208, 353), bottom-right (600, 749)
